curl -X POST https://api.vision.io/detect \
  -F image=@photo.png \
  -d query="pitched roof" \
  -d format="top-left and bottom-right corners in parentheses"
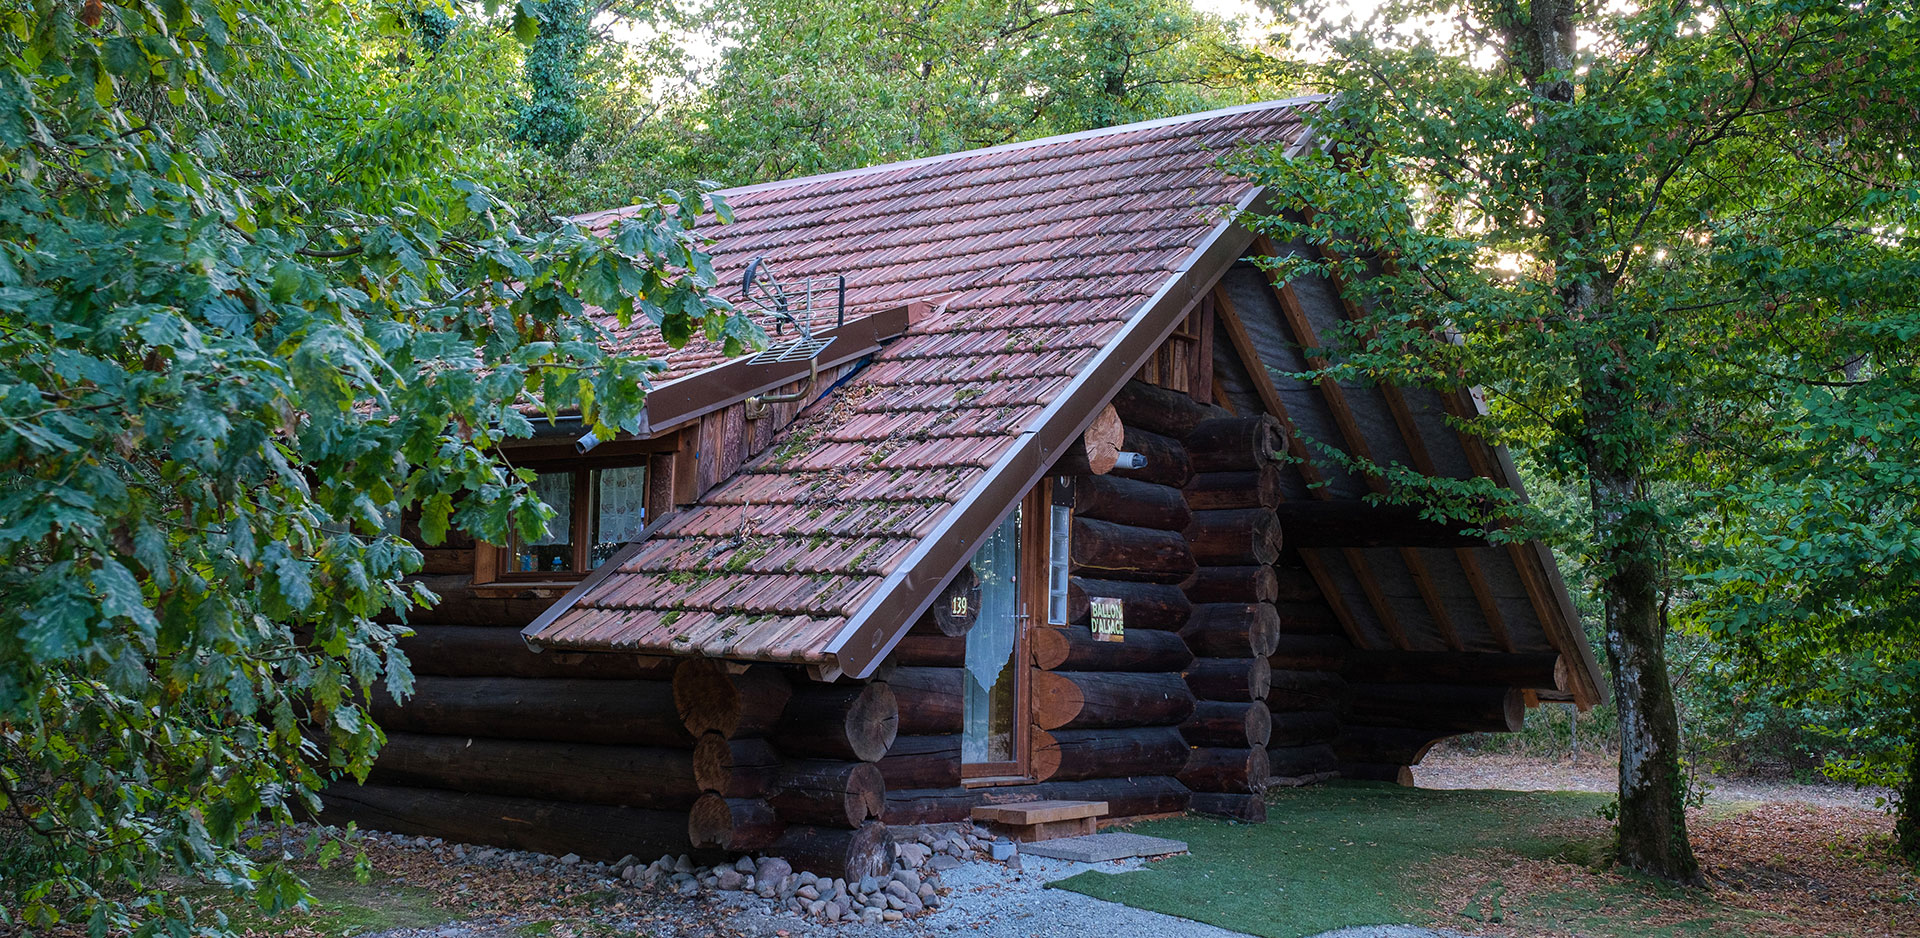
top-left (524, 98), bottom-right (1325, 677)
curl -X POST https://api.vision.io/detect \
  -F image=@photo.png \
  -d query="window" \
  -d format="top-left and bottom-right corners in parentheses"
top-left (503, 464), bottom-right (649, 578)
top-left (1046, 478), bottom-right (1073, 626)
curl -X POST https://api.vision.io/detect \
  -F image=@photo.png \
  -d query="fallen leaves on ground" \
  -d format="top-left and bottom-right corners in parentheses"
top-left (1421, 803), bottom-right (1920, 938)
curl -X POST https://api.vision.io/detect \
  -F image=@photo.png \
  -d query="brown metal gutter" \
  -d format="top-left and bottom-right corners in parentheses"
top-left (633, 301), bottom-right (923, 437)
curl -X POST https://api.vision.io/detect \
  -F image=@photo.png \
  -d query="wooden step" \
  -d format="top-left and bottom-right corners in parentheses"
top-left (971, 800), bottom-right (1109, 842)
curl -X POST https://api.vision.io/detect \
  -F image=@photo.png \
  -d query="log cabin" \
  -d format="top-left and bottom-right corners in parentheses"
top-left (323, 96), bottom-right (1607, 878)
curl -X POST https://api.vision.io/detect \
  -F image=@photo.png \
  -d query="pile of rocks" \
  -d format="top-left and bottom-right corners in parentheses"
top-left (615, 823), bottom-right (1012, 926)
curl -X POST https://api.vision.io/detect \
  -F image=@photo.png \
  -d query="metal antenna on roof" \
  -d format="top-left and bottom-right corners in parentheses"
top-left (739, 256), bottom-right (847, 420)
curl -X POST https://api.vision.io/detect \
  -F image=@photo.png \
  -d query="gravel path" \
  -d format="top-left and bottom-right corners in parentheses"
top-left (1413, 747), bottom-right (1887, 810)
top-left (713, 852), bottom-right (1263, 938)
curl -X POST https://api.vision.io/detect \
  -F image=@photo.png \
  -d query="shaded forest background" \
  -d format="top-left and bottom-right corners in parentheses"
top-left (1, 0), bottom-right (1913, 929)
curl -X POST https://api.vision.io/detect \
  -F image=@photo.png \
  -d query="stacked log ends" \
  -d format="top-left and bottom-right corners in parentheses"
top-left (1184, 509), bottom-right (1283, 567)
top-left (688, 794), bottom-right (784, 851)
top-left (673, 660), bottom-right (793, 738)
top-left (1179, 746), bottom-right (1271, 795)
top-left (1071, 517), bottom-right (1197, 584)
top-left (1031, 625), bottom-right (1194, 673)
top-left (769, 821), bottom-right (896, 880)
top-left (692, 733), bottom-right (782, 799)
top-left (769, 760), bottom-right (886, 827)
top-left (1031, 670), bottom-right (1196, 731)
top-left (1185, 415), bottom-right (1288, 472)
top-left (1183, 656), bottom-right (1271, 703)
top-left (1180, 701), bottom-right (1272, 749)
top-left (1180, 603), bottom-right (1281, 658)
top-left (1189, 791), bottom-right (1267, 822)
top-left (773, 680), bottom-right (900, 762)
top-left (1055, 403), bottom-right (1125, 476)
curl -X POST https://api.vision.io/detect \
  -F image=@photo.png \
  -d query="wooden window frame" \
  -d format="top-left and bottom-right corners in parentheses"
top-left (961, 483), bottom-right (1049, 784)
top-left (476, 438), bottom-right (681, 585)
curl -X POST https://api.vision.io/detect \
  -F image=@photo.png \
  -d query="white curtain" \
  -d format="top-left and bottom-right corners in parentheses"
top-left (963, 508), bottom-right (1021, 764)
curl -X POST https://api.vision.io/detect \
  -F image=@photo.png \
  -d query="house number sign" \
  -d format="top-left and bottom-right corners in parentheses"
top-left (1090, 596), bottom-right (1125, 642)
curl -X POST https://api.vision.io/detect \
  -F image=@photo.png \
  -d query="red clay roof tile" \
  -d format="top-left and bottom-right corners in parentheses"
top-left (530, 99), bottom-right (1320, 665)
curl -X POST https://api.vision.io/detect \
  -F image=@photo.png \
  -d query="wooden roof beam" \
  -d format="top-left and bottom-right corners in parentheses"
top-left (1244, 255), bottom-right (1429, 651)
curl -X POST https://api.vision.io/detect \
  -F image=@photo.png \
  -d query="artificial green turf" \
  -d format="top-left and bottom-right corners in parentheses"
top-left (1048, 782), bottom-right (1615, 938)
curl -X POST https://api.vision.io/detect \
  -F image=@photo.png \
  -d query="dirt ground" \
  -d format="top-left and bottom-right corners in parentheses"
top-left (1414, 745), bottom-right (1889, 810)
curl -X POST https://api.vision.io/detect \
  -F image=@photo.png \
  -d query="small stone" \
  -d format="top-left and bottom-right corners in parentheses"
top-left (893, 869), bottom-right (921, 891)
top-left (885, 879), bottom-right (912, 901)
top-left (788, 898), bottom-right (804, 913)
top-left (882, 909), bottom-right (904, 922)
top-left (918, 883), bottom-right (936, 900)
top-left (887, 895), bottom-right (906, 911)
top-left (614, 853), bottom-right (638, 870)
top-left (621, 866), bottom-right (640, 882)
top-left (674, 854), bottom-right (694, 873)
top-left (945, 841), bottom-right (968, 858)
top-left (675, 878), bottom-right (700, 897)
top-left (863, 909), bottom-right (885, 924)
top-left (797, 884), bottom-right (819, 901)
top-left (902, 894), bottom-right (924, 914)
top-left (896, 843), bottom-right (931, 868)
top-left (858, 874), bottom-right (880, 894)
top-left (807, 899), bottom-right (825, 916)
top-left (715, 869), bottom-right (744, 890)
top-left (1005, 853), bottom-right (1023, 872)
top-left (928, 855), bottom-right (961, 872)
top-left (755, 857), bottom-right (792, 883)
top-left (735, 856), bottom-right (756, 873)
top-left (798, 870), bottom-right (818, 887)
top-left (825, 901), bottom-right (843, 922)
top-left (917, 829), bottom-right (937, 845)
top-left (778, 874), bottom-right (798, 899)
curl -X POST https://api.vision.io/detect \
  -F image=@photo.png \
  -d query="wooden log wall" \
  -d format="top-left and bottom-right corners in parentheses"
top-left (678, 661), bottom-right (899, 878)
top-left (330, 613), bottom-right (708, 862)
top-left (1166, 405), bottom-right (1288, 822)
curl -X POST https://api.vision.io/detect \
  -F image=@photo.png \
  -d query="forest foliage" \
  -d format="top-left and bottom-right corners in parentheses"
top-left (1, 0), bottom-right (1915, 928)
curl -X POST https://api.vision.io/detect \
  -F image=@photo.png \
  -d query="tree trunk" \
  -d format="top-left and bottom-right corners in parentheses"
top-left (1595, 504), bottom-right (1700, 883)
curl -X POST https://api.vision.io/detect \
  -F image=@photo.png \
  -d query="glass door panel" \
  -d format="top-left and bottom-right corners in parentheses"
top-left (962, 507), bottom-right (1023, 772)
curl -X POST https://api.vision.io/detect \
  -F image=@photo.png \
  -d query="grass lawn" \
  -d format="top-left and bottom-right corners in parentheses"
top-left (1049, 782), bottom-right (1917, 938)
